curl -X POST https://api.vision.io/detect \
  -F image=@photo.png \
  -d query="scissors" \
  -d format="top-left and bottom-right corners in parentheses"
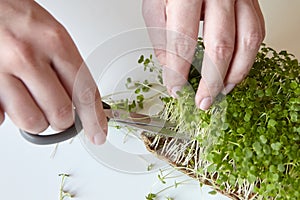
top-left (19, 101), bottom-right (189, 145)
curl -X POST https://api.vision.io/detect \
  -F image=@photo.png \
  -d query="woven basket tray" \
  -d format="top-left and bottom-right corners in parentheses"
top-left (141, 133), bottom-right (259, 200)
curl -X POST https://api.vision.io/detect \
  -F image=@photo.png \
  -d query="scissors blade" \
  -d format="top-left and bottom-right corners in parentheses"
top-left (104, 109), bottom-right (176, 128)
top-left (104, 109), bottom-right (190, 140)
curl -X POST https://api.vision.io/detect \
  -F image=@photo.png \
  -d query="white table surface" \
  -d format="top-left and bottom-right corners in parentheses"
top-left (0, 1), bottom-right (299, 200)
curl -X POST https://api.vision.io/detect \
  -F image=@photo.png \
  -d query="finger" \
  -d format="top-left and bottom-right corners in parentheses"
top-left (223, 0), bottom-right (265, 93)
top-left (1, 32), bottom-right (74, 132)
top-left (0, 74), bottom-right (48, 133)
top-left (72, 64), bottom-right (108, 145)
top-left (17, 65), bottom-right (74, 132)
top-left (253, 0), bottom-right (265, 37)
top-left (195, 0), bottom-right (236, 110)
top-left (142, 0), bottom-right (167, 66)
top-left (47, 26), bottom-right (108, 145)
top-left (165, 0), bottom-right (202, 97)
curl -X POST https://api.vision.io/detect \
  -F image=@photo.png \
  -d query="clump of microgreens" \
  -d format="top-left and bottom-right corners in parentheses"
top-left (58, 174), bottom-right (74, 200)
top-left (143, 39), bottom-right (300, 200)
top-left (105, 38), bottom-right (299, 199)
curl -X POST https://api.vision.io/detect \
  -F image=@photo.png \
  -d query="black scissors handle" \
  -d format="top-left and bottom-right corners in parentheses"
top-left (19, 101), bottom-right (111, 145)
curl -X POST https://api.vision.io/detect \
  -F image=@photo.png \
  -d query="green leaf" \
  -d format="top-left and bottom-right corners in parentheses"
top-left (208, 190), bottom-right (217, 195)
top-left (247, 172), bottom-right (257, 183)
top-left (267, 119), bottom-right (277, 128)
top-left (207, 164), bottom-right (216, 173)
top-left (135, 88), bottom-right (141, 94)
top-left (158, 174), bottom-right (166, 184)
top-left (263, 145), bottom-right (271, 155)
top-left (253, 141), bottom-right (262, 153)
top-left (144, 58), bottom-right (150, 66)
top-left (237, 127), bottom-right (245, 134)
top-left (244, 147), bottom-right (253, 159)
top-left (271, 142), bottom-right (282, 151)
top-left (138, 55), bottom-right (144, 63)
top-left (290, 81), bottom-right (298, 89)
top-left (269, 165), bottom-right (277, 173)
top-left (290, 111), bottom-right (298, 123)
top-left (260, 135), bottom-right (268, 144)
top-left (277, 164), bottom-right (285, 172)
top-left (145, 193), bottom-right (157, 200)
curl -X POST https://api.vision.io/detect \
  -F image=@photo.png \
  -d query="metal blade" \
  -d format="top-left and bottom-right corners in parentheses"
top-left (109, 119), bottom-right (191, 140)
top-left (104, 109), bottom-right (176, 128)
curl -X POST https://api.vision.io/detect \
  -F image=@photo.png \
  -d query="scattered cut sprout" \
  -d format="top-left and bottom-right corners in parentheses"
top-left (146, 167), bottom-right (194, 200)
top-left (59, 174), bottom-right (74, 200)
top-left (51, 137), bottom-right (74, 158)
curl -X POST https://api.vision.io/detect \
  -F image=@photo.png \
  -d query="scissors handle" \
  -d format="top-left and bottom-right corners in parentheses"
top-left (19, 101), bottom-right (111, 145)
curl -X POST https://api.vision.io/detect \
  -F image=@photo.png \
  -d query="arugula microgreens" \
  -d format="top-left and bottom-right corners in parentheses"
top-left (156, 39), bottom-right (299, 199)
top-left (111, 38), bottom-right (299, 199)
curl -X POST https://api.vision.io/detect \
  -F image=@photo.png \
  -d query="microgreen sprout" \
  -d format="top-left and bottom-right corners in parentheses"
top-left (144, 167), bottom-right (195, 200)
top-left (146, 179), bottom-right (192, 200)
top-left (146, 193), bottom-right (157, 200)
top-left (147, 163), bottom-right (155, 171)
top-left (165, 197), bottom-right (174, 200)
top-left (208, 190), bottom-right (217, 195)
top-left (58, 174), bottom-right (74, 200)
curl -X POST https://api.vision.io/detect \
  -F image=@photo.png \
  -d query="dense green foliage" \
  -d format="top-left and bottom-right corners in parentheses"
top-left (114, 38), bottom-right (299, 199)
top-left (160, 39), bottom-right (300, 199)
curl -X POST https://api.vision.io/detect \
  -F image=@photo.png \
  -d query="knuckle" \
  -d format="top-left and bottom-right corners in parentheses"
top-left (0, 31), bottom-right (34, 68)
top-left (206, 40), bottom-right (235, 61)
top-left (52, 103), bottom-right (73, 122)
top-left (242, 32), bottom-right (264, 50)
top-left (21, 114), bottom-right (48, 134)
top-left (201, 76), bottom-right (224, 95)
top-left (198, 82), bottom-right (223, 98)
top-left (169, 37), bottom-right (197, 60)
top-left (205, 81), bottom-right (224, 94)
top-left (44, 23), bottom-right (69, 47)
top-left (77, 86), bottom-right (100, 106)
top-left (50, 103), bottom-right (74, 130)
top-left (11, 40), bottom-right (35, 66)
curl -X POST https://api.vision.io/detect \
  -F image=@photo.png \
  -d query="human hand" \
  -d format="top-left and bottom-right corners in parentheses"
top-left (143, 0), bottom-right (265, 110)
top-left (0, 0), bottom-right (107, 145)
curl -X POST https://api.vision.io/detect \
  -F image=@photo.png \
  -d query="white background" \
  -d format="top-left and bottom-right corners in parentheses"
top-left (0, 1), bottom-right (299, 200)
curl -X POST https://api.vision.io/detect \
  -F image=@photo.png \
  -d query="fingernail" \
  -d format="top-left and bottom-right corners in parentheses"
top-left (93, 133), bottom-right (106, 145)
top-left (198, 97), bottom-right (213, 111)
top-left (170, 86), bottom-right (182, 98)
top-left (222, 83), bottom-right (236, 95)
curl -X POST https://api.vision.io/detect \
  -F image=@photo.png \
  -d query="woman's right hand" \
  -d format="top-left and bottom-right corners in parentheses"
top-left (0, 0), bottom-right (107, 145)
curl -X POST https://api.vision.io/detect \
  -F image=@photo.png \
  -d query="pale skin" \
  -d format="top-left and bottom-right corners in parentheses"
top-left (143, 0), bottom-right (265, 110)
top-left (0, 0), bottom-right (264, 145)
top-left (0, 0), bottom-right (107, 145)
